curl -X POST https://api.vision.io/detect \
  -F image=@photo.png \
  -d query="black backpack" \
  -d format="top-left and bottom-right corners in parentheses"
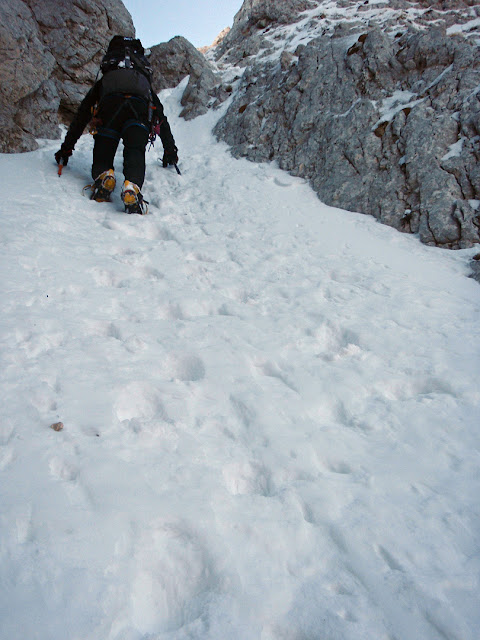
top-left (100, 36), bottom-right (152, 81)
top-left (99, 36), bottom-right (153, 101)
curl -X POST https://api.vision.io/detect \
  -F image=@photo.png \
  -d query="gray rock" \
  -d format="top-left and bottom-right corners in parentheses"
top-left (149, 36), bottom-right (227, 120)
top-left (470, 254), bottom-right (480, 283)
top-left (149, 36), bottom-right (211, 93)
top-left (0, 0), bottom-right (222, 152)
top-left (214, 3), bottom-right (480, 249)
top-left (215, 0), bottom-right (316, 65)
top-left (0, 0), bottom-right (134, 153)
top-left (0, 1), bottom-right (55, 151)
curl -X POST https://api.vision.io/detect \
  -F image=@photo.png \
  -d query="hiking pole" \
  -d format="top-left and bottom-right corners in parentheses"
top-left (57, 158), bottom-right (65, 177)
top-left (174, 163), bottom-right (181, 176)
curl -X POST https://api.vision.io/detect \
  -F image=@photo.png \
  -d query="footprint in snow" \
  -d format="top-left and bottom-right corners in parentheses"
top-left (155, 301), bottom-right (185, 321)
top-left (306, 320), bottom-right (364, 363)
top-left (375, 544), bottom-right (404, 572)
top-left (114, 382), bottom-right (168, 423)
top-left (165, 353), bottom-right (206, 382)
top-left (88, 267), bottom-right (128, 288)
top-left (83, 320), bottom-right (123, 341)
top-left (273, 177), bottom-right (295, 187)
top-left (230, 394), bottom-right (256, 429)
top-left (130, 519), bottom-right (220, 634)
top-left (327, 460), bottom-right (353, 475)
top-left (138, 266), bottom-right (164, 281)
top-left (222, 460), bottom-right (274, 497)
top-left (0, 446), bottom-right (15, 471)
top-left (49, 456), bottom-right (78, 482)
top-left (48, 455), bottom-right (92, 509)
top-left (185, 251), bottom-right (218, 264)
top-left (10, 504), bottom-right (33, 544)
top-left (102, 217), bottom-right (179, 243)
top-left (15, 329), bottom-right (64, 359)
top-left (255, 359), bottom-right (298, 393)
top-left (30, 382), bottom-right (58, 415)
top-left (0, 420), bottom-right (17, 470)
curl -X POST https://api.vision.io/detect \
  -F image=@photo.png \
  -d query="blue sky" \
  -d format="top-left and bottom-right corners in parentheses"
top-left (122, 0), bottom-right (243, 48)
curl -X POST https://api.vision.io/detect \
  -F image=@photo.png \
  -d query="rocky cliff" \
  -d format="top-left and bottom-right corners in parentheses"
top-left (0, 0), bottom-right (223, 151)
top-left (148, 36), bottom-right (227, 120)
top-left (0, 0), bottom-right (134, 153)
top-left (213, 0), bottom-right (480, 250)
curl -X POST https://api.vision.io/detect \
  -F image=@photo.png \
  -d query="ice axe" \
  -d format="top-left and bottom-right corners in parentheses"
top-left (57, 158), bottom-right (65, 177)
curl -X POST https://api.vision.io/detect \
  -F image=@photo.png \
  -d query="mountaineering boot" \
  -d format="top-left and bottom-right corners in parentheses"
top-left (88, 169), bottom-right (116, 202)
top-left (121, 180), bottom-right (149, 215)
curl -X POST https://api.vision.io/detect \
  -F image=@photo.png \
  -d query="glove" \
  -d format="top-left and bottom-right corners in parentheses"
top-left (54, 147), bottom-right (73, 166)
top-left (162, 146), bottom-right (178, 167)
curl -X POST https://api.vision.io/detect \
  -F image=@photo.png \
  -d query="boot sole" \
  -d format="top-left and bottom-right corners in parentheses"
top-left (91, 187), bottom-right (113, 202)
top-left (125, 203), bottom-right (148, 215)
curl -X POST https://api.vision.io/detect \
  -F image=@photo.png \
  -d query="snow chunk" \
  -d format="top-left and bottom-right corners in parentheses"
top-left (373, 90), bottom-right (423, 129)
top-left (447, 18), bottom-right (480, 36)
top-left (442, 137), bottom-right (466, 161)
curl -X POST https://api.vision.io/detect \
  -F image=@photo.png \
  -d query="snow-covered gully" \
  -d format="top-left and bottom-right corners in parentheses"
top-left (1, 83), bottom-right (479, 640)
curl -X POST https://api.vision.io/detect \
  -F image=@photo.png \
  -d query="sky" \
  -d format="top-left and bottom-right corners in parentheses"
top-left (121, 0), bottom-right (243, 48)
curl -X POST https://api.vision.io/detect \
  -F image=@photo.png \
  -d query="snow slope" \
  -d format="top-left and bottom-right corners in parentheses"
top-left (1, 81), bottom-right (480, 640)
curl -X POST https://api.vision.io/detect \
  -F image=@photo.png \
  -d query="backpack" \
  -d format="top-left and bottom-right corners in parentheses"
top-left (100, 36), bottom-right (152, 81)
top-left (99, 36), bottom-right (153, 101)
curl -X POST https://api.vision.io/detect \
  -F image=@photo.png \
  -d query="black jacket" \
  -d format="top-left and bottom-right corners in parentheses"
top-left (62, 75), bottom-right (176, 153)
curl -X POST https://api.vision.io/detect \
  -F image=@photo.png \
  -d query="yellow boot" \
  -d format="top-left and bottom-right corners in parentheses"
top-left (89, 169), bottom-right (116, 202)
top-left (121, 180), bottom-right (148, 215)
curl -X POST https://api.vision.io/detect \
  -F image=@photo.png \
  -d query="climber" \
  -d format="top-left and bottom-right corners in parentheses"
top-left (54, 35), bottom-right (178, 214)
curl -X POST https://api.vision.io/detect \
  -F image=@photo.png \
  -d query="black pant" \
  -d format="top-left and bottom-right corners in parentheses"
top-left (92, 95), bottom-right (150, 188)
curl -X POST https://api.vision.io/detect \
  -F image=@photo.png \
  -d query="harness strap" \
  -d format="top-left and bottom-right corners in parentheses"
top-left (95, 126), bottom-right (121, 141)
top-left (100, 93), bottom-right (149, 130)
top-left (121, 120), bottom-right (149, 135)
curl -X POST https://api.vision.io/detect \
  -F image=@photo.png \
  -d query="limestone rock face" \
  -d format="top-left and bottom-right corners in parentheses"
top-left (470, 254), bottom-right (480, 283)
top-left (214, 0), bottom-right (480, 248)
top-left (229, 0), bottom-right (316, 27)
top-left (215, 0), bottom-right (316, 65)
top-left (0, 0), bottom-right (134, 153)
top-left (149, 36), bottom-right (227, 120)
